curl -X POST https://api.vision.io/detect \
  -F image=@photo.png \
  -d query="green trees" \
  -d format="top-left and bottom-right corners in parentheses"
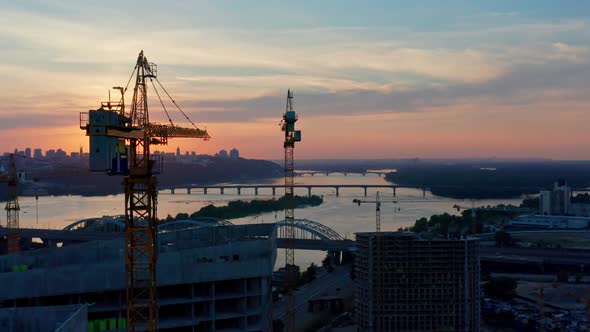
top-left (160, 195), bottom-right (323, 222)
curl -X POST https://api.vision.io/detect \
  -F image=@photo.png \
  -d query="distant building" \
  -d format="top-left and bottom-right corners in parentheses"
top-left (229, 148), bottom-right (240, 159)
top-left (55, 149), bottom-right (67, 159)
top-left (45, 149), bottom-right (56, 159)
top-left (509, 215), bottom-right (590, 229)
top-left (24, 148), bottom-right (31, 158)
top-left (217, 149), bottom-right (229, 158)
top-left (540, 179), bottom-right (571, 215)
top-left (176, 146), bottom-right (181, 157)
top-left (191, 151), bottom-right (196, 157)
top-left (355, 232), bottom-right (480, 332)
top-left (33, 149), bottom-right (42, 159)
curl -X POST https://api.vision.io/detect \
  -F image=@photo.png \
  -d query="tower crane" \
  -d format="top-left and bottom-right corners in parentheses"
top-left (353, 192), bottom-right (441, 331)
top-left (80, 51), bottom-right (210, 332)
top-left (280, 89), bottom-right (301, 332)
top-left (0, 154), bottom-right (22, 253)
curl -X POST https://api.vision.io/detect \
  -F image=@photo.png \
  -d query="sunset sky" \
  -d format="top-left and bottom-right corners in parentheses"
top-left (1, 0), bottom-right (589, 159)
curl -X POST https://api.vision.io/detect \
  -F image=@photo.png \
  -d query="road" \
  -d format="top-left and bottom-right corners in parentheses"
top-left (273, 265), bottom-right (351, 322)
top-left (480, 247), bottom-right (590, 265)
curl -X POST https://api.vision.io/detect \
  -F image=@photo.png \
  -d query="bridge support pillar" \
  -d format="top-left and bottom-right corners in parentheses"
top-left (307, 187), bottom-right (312, 197)
top-left (328, 250), bottom-right (341, 265)
top-left (272, 187), bottom-right (276, 196)
top-left (255, 187), bottom-right (259, 195)
top-left (364, 187), bottom-right (367, 197)
top-left (422, 188), bottom-right (426, 198)
top-left (393, 187), bottom-right (396, 197)
top-left (335, 187), bottom-right (340, 197)
top-left (204, 188), bottom-right (208, 195)
top-left (187, 187), bottom-right (191, 194)
top-left (171, 188), bottom-right (175, 195)
top-left (237, 187), bottom-right (241, 195)
top-left (220, 188), bottom-right (224, 195)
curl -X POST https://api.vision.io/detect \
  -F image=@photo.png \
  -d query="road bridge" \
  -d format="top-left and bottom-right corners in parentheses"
top-left (167, 184), bottom-right (590, 197)
top-left (294, 170), bottom-right (389, 177)
top-left (168, 184), bottom-right (427, 197)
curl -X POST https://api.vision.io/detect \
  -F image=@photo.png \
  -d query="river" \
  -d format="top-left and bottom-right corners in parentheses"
top-left (11, 172), bottom-right (522, 269)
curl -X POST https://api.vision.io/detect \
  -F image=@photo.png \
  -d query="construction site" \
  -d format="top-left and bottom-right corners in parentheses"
top-left (0, 51), bottom-right (308, 332)
top-left (3, 50), bottom-right (575, 332)
top-left (354, 232), bottom-right (481, 332)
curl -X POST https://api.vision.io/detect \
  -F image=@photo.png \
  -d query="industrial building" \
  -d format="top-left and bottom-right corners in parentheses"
top-left (509, 214), bottom-right (590, 229)
top-left (0, 224), bottom-right (276, 332)
top-left (354, 232), bottom-right (480, 332)
top-left (540, 179), bottom-right (572, 215)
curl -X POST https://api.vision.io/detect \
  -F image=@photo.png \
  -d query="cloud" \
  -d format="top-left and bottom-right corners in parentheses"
top-left (179, 54), bottom-right (590, 123)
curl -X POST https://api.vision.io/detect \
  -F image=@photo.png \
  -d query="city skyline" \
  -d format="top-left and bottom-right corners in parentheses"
top-left (5, 146), bottom-right (240, 159)
top-left (1, 1), bottom-right (590, 159)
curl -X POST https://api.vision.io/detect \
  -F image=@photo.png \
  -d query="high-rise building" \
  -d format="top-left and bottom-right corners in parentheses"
top-left (33, 149), bottom-right (43, 159)
top-left (217, 149), bottom-right (229, 158)
top-left (45, 149), bottom-right (56, 159)
top-left (355, 232), bottom-right (480, 332)
top-left (55, 149), bottom-right (67, 159)
top-left (25, 148), bottom-right (31, 158)
top-left (229, 148), bottom-right (240, 159)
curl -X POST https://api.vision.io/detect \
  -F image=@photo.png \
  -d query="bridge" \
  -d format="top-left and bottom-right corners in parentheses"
top-left (167, 184), bottom-right (427, 197)
top-left (2, 217), bottom-right (354, 252)
top-left (167, 184), bottom-right (590, 197)
top-left (5, 217), bottom-right (590, 270)
top-left (294, 170), bottom-right (389, 177)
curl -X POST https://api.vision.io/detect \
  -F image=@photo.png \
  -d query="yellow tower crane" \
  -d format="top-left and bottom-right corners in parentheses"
top-left (0, 153), bottom-right (21, 253)
top-left (81, 51), bottom-right (210, 332)
top-left (280, 89), bottom-right (301, 332)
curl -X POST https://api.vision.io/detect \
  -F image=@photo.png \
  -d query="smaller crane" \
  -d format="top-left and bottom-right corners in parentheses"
top-left (0, 153), bottom-right (22, 253)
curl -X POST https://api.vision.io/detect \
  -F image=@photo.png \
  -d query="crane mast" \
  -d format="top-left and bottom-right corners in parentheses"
top-left (4, 154), bottom-right (20, 253)
top-left (125, 51), bottom-right (158, 332)
top-left (280, 90), bottom-right (301, 332)
top-left (81, 50), bottom-right (210, 332)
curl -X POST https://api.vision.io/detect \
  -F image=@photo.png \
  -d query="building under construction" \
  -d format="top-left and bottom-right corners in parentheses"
top-left (354, 232), bottom-right (480, 332)
top-left (0, 224), bottom-right (276, 331)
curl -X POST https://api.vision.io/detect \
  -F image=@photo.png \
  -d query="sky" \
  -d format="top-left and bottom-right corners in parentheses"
top-left (1, 0), bottom-right (589, 160)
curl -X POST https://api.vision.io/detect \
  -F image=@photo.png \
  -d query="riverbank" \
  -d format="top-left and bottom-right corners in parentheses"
top-left (385, 161), bottom-right (590, 199)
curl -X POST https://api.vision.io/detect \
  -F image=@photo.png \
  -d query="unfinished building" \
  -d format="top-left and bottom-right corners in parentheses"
top-left (354, 232), bottom-right (480, 332)
top-left (0, 224), bottom-right (276, 332)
